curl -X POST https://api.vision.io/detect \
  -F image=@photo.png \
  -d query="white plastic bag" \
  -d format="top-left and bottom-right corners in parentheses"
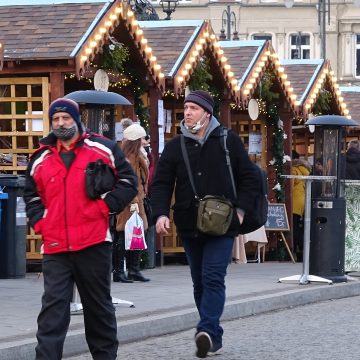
top-left (124, 211), bottom-right (147, 250)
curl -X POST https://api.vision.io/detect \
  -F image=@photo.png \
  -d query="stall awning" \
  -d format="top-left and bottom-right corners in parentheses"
top-left (339, 86), bottom-right (360, 123)
top-left (220, 40), bottom-right (297, 109)
top-left (281, 59), bottom-right (349, 118)
top-left (136, 20), bottom-right (237, 97)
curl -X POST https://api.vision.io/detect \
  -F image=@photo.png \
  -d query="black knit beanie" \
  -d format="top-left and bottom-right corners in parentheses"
top-left (48, 98), bottom-right (82, 134)
top-left (184, 90), bottom-right (214, 115)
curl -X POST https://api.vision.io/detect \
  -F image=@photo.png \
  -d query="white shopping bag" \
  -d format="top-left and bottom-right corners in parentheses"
top-left (124, 211), bottom-right (147, 250)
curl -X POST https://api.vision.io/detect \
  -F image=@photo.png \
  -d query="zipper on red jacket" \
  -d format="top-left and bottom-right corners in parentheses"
top-left (63, 176), bottom-right (71, 251)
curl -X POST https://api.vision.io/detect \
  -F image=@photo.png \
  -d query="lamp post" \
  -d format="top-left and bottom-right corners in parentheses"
top-left (159, 0), bottom-right (179, 20)
top-left (318, 0), bottom-right (330, 60)
top-left (220, 5), bottom-right (239, 41)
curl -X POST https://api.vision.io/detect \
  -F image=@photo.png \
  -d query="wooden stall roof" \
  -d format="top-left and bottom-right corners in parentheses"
top-left (281, 59), bottom-right (349, 118)
top-left (135, 20), bottom-right (237, 98)
top-left (0, 2), bottom-right (105, 61)
top-left (0, 1), bottom-right (159, 80)
top-left (219, 40), bottom-right (297, 109)
top-left (0, 1), bottom-right (186, 91)
top-left (339, 87), bottom-right (360, 123)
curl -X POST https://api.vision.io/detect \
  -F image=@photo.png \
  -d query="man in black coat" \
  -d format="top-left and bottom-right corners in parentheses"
top-left (151, 90), bottom-right (260, 358)
top-left (346, 140), bottom-right (360, 179)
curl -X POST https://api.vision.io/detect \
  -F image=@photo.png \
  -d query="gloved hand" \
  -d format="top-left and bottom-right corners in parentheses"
top-left (130, 203), bottom-right (139, 213)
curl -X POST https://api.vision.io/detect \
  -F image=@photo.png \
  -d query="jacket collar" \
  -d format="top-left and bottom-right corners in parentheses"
top-left (180, 115), bottom-right (221, 145)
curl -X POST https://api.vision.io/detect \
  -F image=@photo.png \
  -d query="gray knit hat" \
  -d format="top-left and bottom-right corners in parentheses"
top-left (184, 90), bottom-right (214, 115)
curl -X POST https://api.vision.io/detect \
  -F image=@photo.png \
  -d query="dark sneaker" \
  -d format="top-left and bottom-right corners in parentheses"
top-left (195, 332), bottom-right (212, 358)
top-left (207, 343), bottom-right (223, 357)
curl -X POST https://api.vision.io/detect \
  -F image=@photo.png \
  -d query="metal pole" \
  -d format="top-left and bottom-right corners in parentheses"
top-left (227, 5), bottom-right (231, 40)
top-left (278, 175), bottom-right (333, 285)
top-left (299, 178), bottom-right (312, 284)
top-left (319, 0), bottom-right (326, 59)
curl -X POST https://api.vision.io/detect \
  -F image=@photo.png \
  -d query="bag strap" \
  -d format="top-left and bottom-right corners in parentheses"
top-left (180, 134), bottom-right (199, 199)
top-left (221, 128), bottom-right (237, 198)
top-left (180, 127), bottom-right (237, 200)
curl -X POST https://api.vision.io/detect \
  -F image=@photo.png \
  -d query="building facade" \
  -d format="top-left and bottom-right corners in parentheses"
top-left (152, 0), bottom-right (360, 86)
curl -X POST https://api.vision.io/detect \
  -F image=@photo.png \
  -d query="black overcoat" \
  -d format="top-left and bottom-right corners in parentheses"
top-left (346, 147), bottom-right (360, 180)
top-left (151, 126), bottom-right (261, 238)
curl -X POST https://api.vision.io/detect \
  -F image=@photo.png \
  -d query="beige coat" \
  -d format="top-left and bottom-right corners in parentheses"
top-left (116, 153), bottom-right (149, 232)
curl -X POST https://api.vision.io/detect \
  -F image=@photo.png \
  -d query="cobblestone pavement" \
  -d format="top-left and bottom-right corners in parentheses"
top-left (66, 295), bottom-right (360, 360)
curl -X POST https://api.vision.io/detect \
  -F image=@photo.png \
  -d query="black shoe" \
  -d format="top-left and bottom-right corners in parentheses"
top-left (195, 332), bottom-right (212, 358)
top-left (207, 343), bottom-right (223, 357)
top-left (113, 272), bottom-right (133, 283)
top-left (127, 271), bottom-right (150, 282)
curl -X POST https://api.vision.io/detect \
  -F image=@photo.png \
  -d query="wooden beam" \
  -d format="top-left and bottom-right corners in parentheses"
top-left (280, 107), bottom-right (294, 251)
top-left (1, 63), bottom-right (75, 75)
top-left (49, 72), bottom-right (64, 102)
top-left (220, 99), bottom-right (231, 128)
top-left (149, 86), bottom-right (161, 163)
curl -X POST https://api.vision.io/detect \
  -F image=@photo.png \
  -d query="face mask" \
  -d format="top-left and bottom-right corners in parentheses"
top-left (185, 111), bottom-right (208, 134)
top-left (53, 125), bottom-right (77, 141)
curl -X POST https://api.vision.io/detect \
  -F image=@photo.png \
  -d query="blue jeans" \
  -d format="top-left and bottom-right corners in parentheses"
top-left (181, 235), bottom-right (234, 348)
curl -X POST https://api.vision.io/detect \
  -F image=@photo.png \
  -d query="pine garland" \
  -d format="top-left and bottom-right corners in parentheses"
top-left (255, 71), bottom-right (290, 202)
top-left (100, 38), bottom-right (130, 73)
top-left (267, 103), bottom-right (286, 203)
top-left (312, 89), bottom-right (332, 115)
top-left (124, 66), bottom-right (150, 129)
top-left (95, 38), bottom-right (150, 130)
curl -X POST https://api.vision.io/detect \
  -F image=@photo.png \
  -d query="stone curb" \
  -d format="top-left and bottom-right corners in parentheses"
top-left (1, 281), bottom-right (359, 360)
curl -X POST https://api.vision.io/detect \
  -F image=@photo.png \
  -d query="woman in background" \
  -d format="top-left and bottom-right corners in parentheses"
top-left (292, 150), bottom-right (311, 262)
top-left (113, 123), bottom-right (150, 282)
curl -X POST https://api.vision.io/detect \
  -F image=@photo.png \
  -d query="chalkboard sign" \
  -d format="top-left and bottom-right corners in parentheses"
top-left (265, 203), bottom-right (290, 231)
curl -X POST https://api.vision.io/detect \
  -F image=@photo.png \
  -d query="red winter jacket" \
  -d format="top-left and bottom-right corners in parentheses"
top-left (24, 132), bottom-right (138, 254)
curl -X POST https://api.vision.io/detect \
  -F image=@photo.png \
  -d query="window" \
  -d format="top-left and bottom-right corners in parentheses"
top-left (253, 34), bottom-right (272, 42)
top-left (356, 35), bottom-right (360, 77)
top-left (290, 33), bottom-right (310, 59)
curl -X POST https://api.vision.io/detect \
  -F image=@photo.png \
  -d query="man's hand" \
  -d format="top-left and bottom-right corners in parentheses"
top-left (130, 203), bottom-right (139, 213)
top-left (156, 216), bottom-right (170, 235)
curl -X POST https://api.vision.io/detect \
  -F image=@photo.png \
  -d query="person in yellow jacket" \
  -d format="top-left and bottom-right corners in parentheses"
top-left (292, 150), bottom-right (311, 262)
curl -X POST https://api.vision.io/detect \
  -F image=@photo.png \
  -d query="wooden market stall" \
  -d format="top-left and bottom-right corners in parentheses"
top-left (219, 40), bottom-right (298, 259)
top-left (130, 20), bottom-right (239, 258)
top-left (339, 86), bottom-right (360, 139)
top-left (0, 0), bottom-right (156, 263)
top-left (281, 59), bottom-right (349, 159)
top-left (0, 2), bottom-right (239, 263)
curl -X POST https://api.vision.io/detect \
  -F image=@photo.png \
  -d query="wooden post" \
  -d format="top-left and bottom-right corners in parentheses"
top-left (280, 107), bottom-right (294, 252)
top-left (149, 86), bottom-right (161, 163)
top-left (220, 99), bottom-right (232, 128)
top-left (49, 72), bottom-right (64, 102)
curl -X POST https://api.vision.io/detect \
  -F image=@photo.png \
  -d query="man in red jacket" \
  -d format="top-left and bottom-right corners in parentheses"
top-left (24, 98), bottom-right (137, 360)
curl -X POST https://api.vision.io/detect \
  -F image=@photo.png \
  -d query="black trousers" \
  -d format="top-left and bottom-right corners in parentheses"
top-left (36, 242), bottom-right (118, 360)
top-left (293, 214), bottom-right (304, 253)
top-left (113, 231), bottom-right (142, 273)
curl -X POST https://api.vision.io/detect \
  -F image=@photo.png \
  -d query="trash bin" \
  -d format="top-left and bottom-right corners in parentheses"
top-left (0, 191), bottom-right (9, 232)
top-left (309, 197), bottom-right (346, 282)
top-left (0, 175), bottom-right (27, 279)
